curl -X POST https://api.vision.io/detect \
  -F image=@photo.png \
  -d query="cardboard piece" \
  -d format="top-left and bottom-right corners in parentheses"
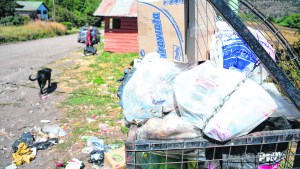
top-left (104, 146), bottom-right (125, 169)
top-left (137, 0), bottom-right (216, 63)
top-left (138, 0), bottom-right (188, 63)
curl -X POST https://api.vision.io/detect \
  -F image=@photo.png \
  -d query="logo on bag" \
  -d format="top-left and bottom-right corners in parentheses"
top-left (173, 44), bottom-right (181, 61)
top-left (152, 12), bottom-right (167, 58)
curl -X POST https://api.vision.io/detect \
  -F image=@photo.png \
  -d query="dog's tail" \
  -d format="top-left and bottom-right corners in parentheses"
top-left (29, 74), bottom-right (40, 81)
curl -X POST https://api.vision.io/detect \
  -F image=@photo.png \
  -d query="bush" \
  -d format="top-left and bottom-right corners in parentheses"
top-left (61, 21), bottom-right (72, 30)
top-left (0, 15), bottom-right (32, 26)
top-left (20, 15), bottom-right (31, 25)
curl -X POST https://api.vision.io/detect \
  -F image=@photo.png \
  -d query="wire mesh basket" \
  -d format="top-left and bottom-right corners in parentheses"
top-left (205, 0), bottom-right (300, 110)
top-left (126, 127), bottom-right (300, 168)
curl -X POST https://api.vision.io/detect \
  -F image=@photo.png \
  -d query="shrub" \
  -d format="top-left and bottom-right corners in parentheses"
top-left (0, 15), bottom-right (32, 26)
top-left (61, 22), bottom-right (72, 30)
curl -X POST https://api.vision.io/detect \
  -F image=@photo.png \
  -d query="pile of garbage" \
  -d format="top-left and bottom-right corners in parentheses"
top-left (118, 21), bottom-right (300, 142)
top-left (6, 124), bottom-right (66, 168)
top-left (116, 17), bottom-right (300, 168)
top-left (79, 136), bottom-right (125, 169)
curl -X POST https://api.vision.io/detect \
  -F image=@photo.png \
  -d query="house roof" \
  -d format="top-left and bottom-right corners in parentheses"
top-left (93, 0), bottom-right (137, 17)
top-left (15, 1), bottom-right (49, 12)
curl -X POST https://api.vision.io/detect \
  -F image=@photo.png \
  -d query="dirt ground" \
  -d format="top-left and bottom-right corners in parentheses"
top-left (0, 49), bottom-right (109, 168)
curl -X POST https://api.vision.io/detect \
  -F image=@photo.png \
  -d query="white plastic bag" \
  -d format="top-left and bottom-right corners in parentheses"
top-left (262, 83), bottom-right (300, 120)
top-left (174, 61), bottom-right (277, 141)
top-left (136, 113), bottom-right (202, 140)
top-left (210, 21), bottom-right (275, 84)
top-left (122, 53), bottom-right (196, 123)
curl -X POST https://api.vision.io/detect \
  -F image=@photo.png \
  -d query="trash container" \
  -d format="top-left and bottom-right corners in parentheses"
top-left (124, 0), bottom-right (300, 168)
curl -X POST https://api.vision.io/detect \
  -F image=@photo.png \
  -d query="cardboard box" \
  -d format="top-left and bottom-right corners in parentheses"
top-left (104, 146), bottom-right (125, 169)
top-left (138, 0), bottom-right (188, 63)
top-left (137, 0), bottom-right (216, 63)
top-left (186, 0), bottom-right (216, 62)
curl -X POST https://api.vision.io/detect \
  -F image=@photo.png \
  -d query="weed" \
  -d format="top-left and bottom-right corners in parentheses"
top-left (121, 125), bottom-right (129, 134)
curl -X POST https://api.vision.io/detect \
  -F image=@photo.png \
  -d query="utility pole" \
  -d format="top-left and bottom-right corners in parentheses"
top-left (52, 0), bottom-right (55, 21)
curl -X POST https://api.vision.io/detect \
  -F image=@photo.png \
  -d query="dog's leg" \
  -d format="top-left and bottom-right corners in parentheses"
top-left (48, 77), bottom-right (51, 88)
top-left (38, 81), bottom-right (44, 94)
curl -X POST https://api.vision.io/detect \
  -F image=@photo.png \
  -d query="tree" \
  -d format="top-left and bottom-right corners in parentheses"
top-left (0, 0), bottom-right (16, 18)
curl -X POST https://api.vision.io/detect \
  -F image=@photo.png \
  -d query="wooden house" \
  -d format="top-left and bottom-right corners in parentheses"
top-left (93, 0), bottom-right (138, 53)
top-left (15, 1), bottom-right (50, 21)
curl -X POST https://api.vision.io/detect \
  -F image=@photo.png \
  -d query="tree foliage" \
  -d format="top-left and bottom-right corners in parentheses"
top-left (24, 0), bottom-right (103, 27)
top-left (0, 0), bottom-right (16, 17)
top-left (276, 14), bottom-right (300, 29)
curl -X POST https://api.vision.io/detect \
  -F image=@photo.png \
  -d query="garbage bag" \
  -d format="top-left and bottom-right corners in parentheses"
top-left (117, 67), bottom-right (136, 108)
top-left (262, 83), bottom-right (300, 120)
top-left (31, 138), bottom-right (58, 150)
top-left (122, 52), bottom-right (196, 123)
top-left (174, 61), bottom-right (277, 141)
top-left (12, 132), bottom-right (34, 153)
top-left (210, 21), bottom-right (275, 84)
top-left (88, 150), bottom-right (104, 165)
top-left (136, 113), bottom-right (202, 140)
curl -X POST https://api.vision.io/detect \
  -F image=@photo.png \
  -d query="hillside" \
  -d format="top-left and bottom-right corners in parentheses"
top-left (248, 0), bottom-right (300, 18)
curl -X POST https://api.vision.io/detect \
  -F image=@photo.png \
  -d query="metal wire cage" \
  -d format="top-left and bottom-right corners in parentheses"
top-left (207, 0), bottom-right (300, 111)
top-left (125, 0), bottom-right (300, 168)
top-left (126, 128), bottom-right (300, 168)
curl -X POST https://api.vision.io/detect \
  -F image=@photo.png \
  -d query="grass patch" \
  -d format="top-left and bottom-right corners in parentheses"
top-left (56, 140), bottom-right (73, 151)
top-left (89, 63), bottom-right (100, 68)
top-left (0, 21), bottom-right (67, 44)
top-left (55, 47), bottom-right (138, 154)
top-left (93, 76), bottom-right (105, 85)
top-left (66, 88), bottom-right (112, 106)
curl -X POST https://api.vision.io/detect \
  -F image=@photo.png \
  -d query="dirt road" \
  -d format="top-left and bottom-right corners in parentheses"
top-left (0, 34), bottom-right (84, 168)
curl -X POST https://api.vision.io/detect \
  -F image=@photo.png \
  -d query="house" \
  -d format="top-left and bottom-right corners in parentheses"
top-left (15, 1), bottom-right (50, 21)
top-left (93, 0), bottom-right (138, 53)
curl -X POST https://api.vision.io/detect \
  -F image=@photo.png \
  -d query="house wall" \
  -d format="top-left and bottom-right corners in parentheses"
top-left (104, 17), bottom-right (138, 53)
top-left (37, 4), bottom-right (48, 20)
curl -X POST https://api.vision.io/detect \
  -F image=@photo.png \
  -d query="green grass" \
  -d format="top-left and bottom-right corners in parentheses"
top-left (66, 88), bottom-right (113, 106)
top-left (93, 76), bottom-right (105, 85)
top-left (57, 48), bottom-right (138, 150)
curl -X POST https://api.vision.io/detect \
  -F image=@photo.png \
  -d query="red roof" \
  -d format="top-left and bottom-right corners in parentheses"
top-left (93, 0), bottom-right (137, 17)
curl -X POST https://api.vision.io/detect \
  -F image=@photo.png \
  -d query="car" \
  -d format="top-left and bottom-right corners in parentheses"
top-left (77, 26), bottom-right (100, 44)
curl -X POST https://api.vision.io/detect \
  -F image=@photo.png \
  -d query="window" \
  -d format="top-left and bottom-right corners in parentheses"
top-left (113, 18), bottom-right (121, 29)
top-left (43, 11), bottom-right (47, 14)
top-left (109, 18), bottom-right (121, 29)
top-left (37, 10), bottom-right (41, 14)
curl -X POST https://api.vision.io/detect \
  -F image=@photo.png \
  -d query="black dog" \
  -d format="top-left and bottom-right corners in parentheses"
top-left (29, 68), bottom-right (52, 94)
